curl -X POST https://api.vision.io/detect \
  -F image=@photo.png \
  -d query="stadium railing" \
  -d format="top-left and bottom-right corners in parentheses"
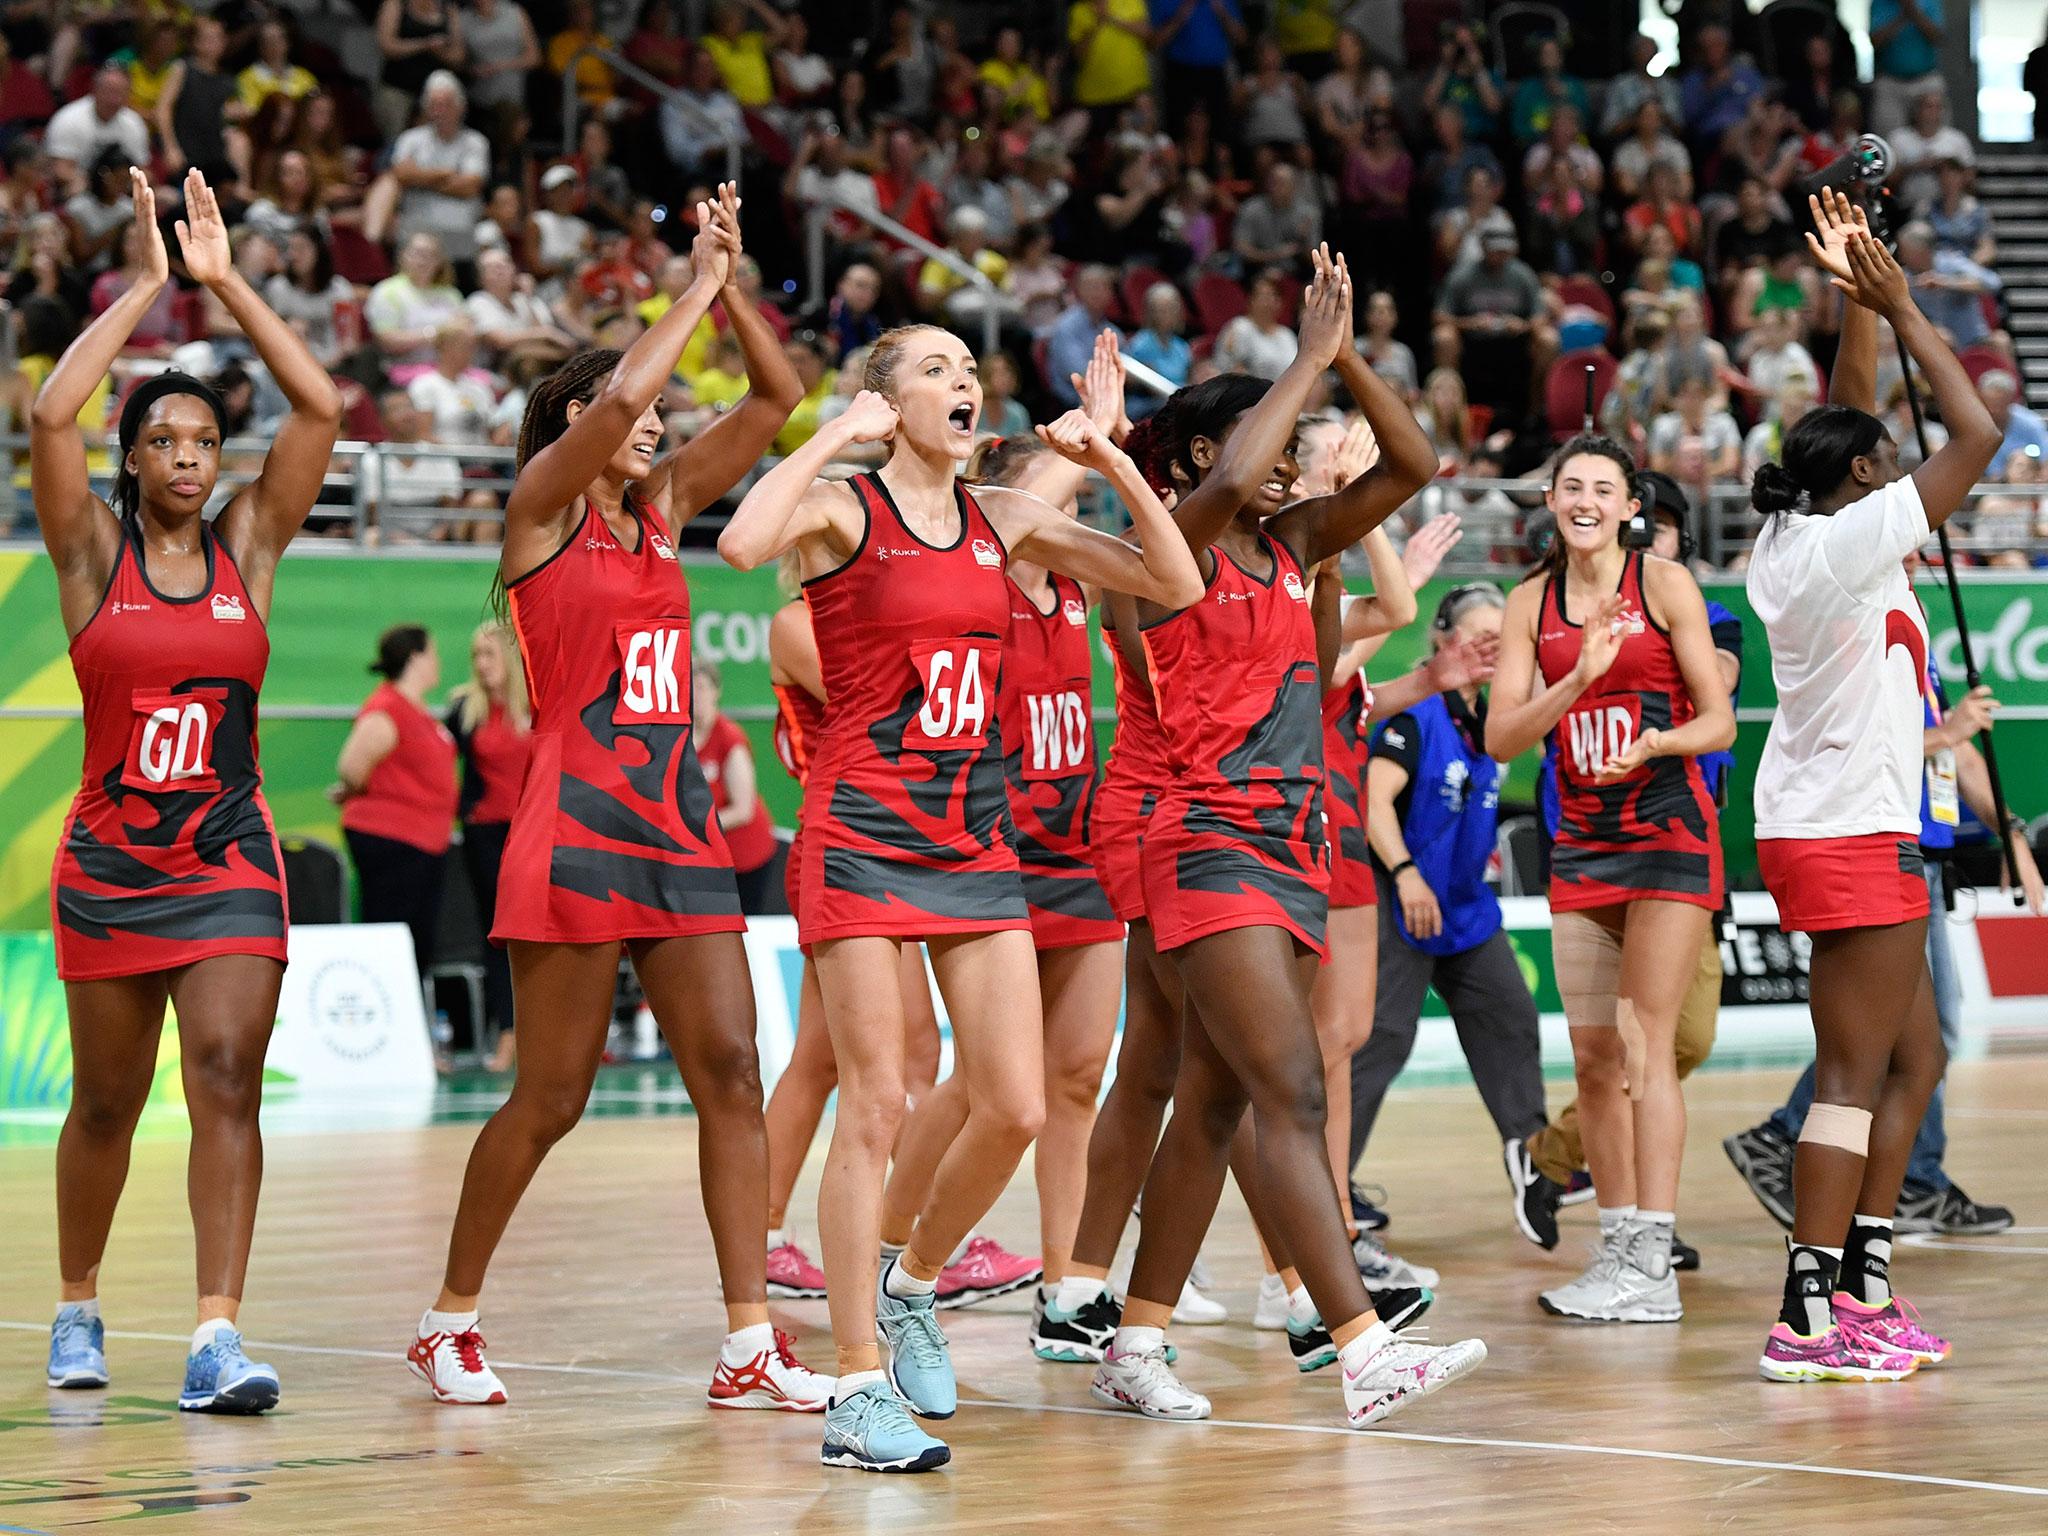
top-left (560, 47), bottom-right (743, 187)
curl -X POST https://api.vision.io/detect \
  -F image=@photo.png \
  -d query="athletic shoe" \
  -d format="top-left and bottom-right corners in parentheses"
top-left (407, 1321), bottom-right (507, 1405)
top-left (1559, 1170), bottom-right (1597, 1207)
top-left (820, 1379), bottom-right (950, 1473)
top-left (1833, 1293), bottom-right (1950, 1366)
top-left (1253, 1273), bottom-right (1289, 1332)
top-left (1927, 1182), bottom-right (2015, 1236)
top-left (1287, 1313), bottom-right (1337, 1372)
top-left (933, 1236), bottom-right (1041, 1309)
top-left (178, 1327), bottom-right (279, 1414)
top-left (876, 1261), bottom-right (955, 1419)
top-left (1090, 1343), bottom-right (1211, 1420)
top-left (1671, 1232), bottom-right (1700, 1272)
top-left (1758, 1321), bottom-right (1917, 1383)
top-left (1350, 1182), bottom-right (1391, 1231)
top-left (1723, 1123), bottom-right (1797, 1231)
top-left (1539, 1225), bottom-right (1681, 1323)
top-left (1031, 1289), bottom-right (1121, 1363)
top-left (766, 1241), bottom-right (828, 1300)
top-left (1353, 1230), bottom-right (1439, 1290)
top-left (1343, 1335), bottom-right (1488, 1428)
top-left (1173, 1278), bottom-right (1228, 1326)
top-left (1369, 1285), bottom-right (1434, 1334)
top-left (1505, 1136), bottom-right (1564, 1250)
top-left (47, 1305), bottom-right (107, 1389)
top-left (707, 1328), bottom-right (832, 1412)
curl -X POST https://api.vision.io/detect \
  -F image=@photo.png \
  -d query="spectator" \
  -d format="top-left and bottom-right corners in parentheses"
top-left (1075, 149), bottom-right (1175, 267)
top-left (291, 93), bottom-right (365, 210)
top-left (474, 182), bottom-right (531, 267)
top-left (1883, 374), bottom-right (1947, 469)
top-left (1654, 293), bottom-right (1732, 410)
top-left (446, 620), bottom-right (530, 1068)
top-left (917, 206), bottom-right (1015, 325)
top-left (690, 330), bottom-right (750, 411)
top-left (771, 13), bottom-right (834, 113)
top-left (528, 163), bottom-right (594, 286)
top-left (369, 232), bottom-right (468, 374)
top-left (376, 0), bottom-right (464, 141)
top-left (1610, 98), bottom-right (1691, 203)
top-left (1314, 26), bottom-right (1392, 156)
top-left (266, 227), bottom-right (358, 370)
top-left (1520, 104), bottom-right (1603, 202)
top-left (1870, 0), bottom-right (1946, 133)
top-left (244, 150), bottom-right (329, 245)
top-left (238, 20), bottom-right (319, 115)
top-left (575, 224), bottom-right (654, 310)
top-left (43, 66), bottom-right (150, 195)
top-left (5, 213), bottom-right (88, 326)
top-left (1648, 374), bottom-right (1741, 496)
top-left (567, 119), bottom-right (633, 231)
top-left (1798, 88), bottom-right (1865, 174)
top-left (88, 219), bottom-right (180, 362)
top-left (786, 126), bottom-right (880, 244)
top-left (1358, 289), bottom-right (1417, 401)
top-left (365, 390), bottom-right (492, 539)
top-left (1235, 37), bottom-right (1312, 164)
top-left (978, 25), bottom-right (1052, 123)
top-left (1715, 97), bottom-right (1803, 202)
top-left (629, 0), bottom-right (691, 91)
top-left (409, 318), bottom-right (497, 445)
top-left (115, 20), bottom-right (182, 118)
top-left (1155, 0), bottom-right (1246, 129)
top-left (774, 336), bottom-right (838, 454)
top-left (460, 0), bottom-right (541, 143)
top-left (968, 348), bottom-right (1029, 438)
top-left (1982, 372), bottom-right (2048, 478)
top-left (1435, 163), bottom-right (1514, 272)
top-left (1045, 265), bottom-right (1120, 407)
top-left (2029, 24), bottom-right (2048, 145)
top-left (1213, 267), bottom-right (1299, 379)
top-left (691, 656), bottom-right (780, 914)
top-left (1973, 452), bottom-right (2045, 565)
top-left (1927, 157), bottom-right (1995, 266)
top-left (1738, 303), bottom-right (1818, 399)
top-left (818, 260), bottom-right (883, 363)
top-left (1899, 219), bottom-right (2001, 348)
top-left (1423, 21), bottom-right (1502, 142)
top-left (831, 68), bottom-right (879, 156)
top-left (1127, 281), bottom-right (1193, 389)
top-left (1510, 35), bottom-right (1590, 147)
top-left (1416, 366), bottom-right (1474, 472)
top-left (466, 244), bottom-right (572, 370)
top-left (662, 49), bottom-right (747, 177)
top-left (724, 253), bottom-right (790, 343)
top-left (157, 19), bottom-right (245, 188)
top-left (1623, 160), bottom-right (1703, 260)
top-left (869, 5), bottom-right (937, 122)
top-left (0, 34), bottom-right (54, 135)
top-left (1007, 224), bottom-right (1068, 334)
top-left (1525, 155), bottom-right (1599, 276)
top-left (1742, 375), bottom-right (1819, 483)
top-left (943, 136), bottom-right (1015, 246)
top-left (1432, 227), bottom-right (1554, 423)
top-left (1419, 101), bottom-right (1501, 213)
top-left (1891, 84), bottom-right (1974, 213)
top-left (1713, 176), bottom-right (1797, 291)
top-left (1069, 0), bottom-right (1156, 120)
top-left (1601, 33), bottom-right (1683, 138)
top-left (63, 150), bottom-right (132, 274)
top-left (873, 126), bottom-right (945, 248)
top-left (1678, 24), bottom-right (1763, 150)
top-left (1784, 32), bottom-right (1853, 132)
top-left (1008, 133), bottom-right (1072, 229)
top-left (1638, 221), bottom-right (1705, 294)
top-left (1271, 0), bottom-right (1340, 73)
top-left (1603, 308), bottom-right (1669, 446)
top-left (546, 0), bottom-right (616, 116)
top-left (702, 0), bottom-right (785, 108)
top-left (1338, 109), bottom-right (1412, 261)
top-left (382, 73), bottom-right (490, 275)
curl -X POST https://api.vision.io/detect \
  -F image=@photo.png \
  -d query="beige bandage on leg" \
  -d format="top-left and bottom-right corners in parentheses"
top-left (1555, 913), bottom-right (1643, 1098)
top-left (1799, 1103), bottom-right (1873, 1155)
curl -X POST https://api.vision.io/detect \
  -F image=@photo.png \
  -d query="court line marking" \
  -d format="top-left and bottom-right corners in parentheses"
top-left (3, 1322), bottom-right (2043, 1500)
top-left (1900, 1235), bottom-right (2048, 1255)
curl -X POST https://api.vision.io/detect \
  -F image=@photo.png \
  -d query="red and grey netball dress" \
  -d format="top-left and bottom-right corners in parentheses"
top-left (773, 675), bottom-right (826, 915)
top-left (1140, 533), bottom-right (1330, 955)
top-left (795, 472), bottom-right (1028, 946)
top-left (1089, 611), bottom-right (1172, 924)
top-left (1534, 550), bottom-right (1721, 914)
top-left (495, 494), bottom-right (744, 942)
top-left (52, 520), bottom-right (287, 980)
top-left (1321, 674), bottom-right (1378, 909)
top-left (1001, 572), bottom-right (1121, 949)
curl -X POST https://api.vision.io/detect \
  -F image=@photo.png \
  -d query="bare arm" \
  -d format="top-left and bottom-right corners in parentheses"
top-left (1010, 329), bottom-right (1124, 511)
top-left (719, 396), bottom-right (891, 570)
top-left (1485, 578), bottom-right (1626, 762)
top-left (769, 602), bottom-right (826, 702)
top-left (333, 710), bottom-right (399, 798)
top-left (1956, 736), bottom-right (2045, 913)
top-left (716, 735), bottom-right (762, 824)
top-left (1337, 527), bottom-right (1417, 641)
top-left (1271, 338), bottom-right (1438, 568)
top-left (156, 60), bottom-right (188, 169)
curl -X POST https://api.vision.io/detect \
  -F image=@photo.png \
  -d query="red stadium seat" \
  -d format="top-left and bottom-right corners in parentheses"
top-left (1557, 274), bottom-right (1615, 328)
top-left (329, 224), bottom-right (391, 286)
top-left (1192, 272), bottom-right (1248, 336)
top-left (1120, 264), bottom-right (1170, 330)
top-left (1958, 344), bottom-right (2010, 385)
top-left (1545, 349), bottom-right (1618, 439)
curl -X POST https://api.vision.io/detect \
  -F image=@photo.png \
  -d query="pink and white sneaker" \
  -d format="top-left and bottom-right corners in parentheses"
top-left (1758, 1321), bottom-right (1918, 1383)
top-left (1833, 1293), bottom-right (1951, 1366)
top-left (934, 1236), bottom-right (1042, 1310)
top-left (707, 1328), bottom-right (833, 1412)
top-left (1342, 1334), bottom-right (1487, 1427)
top-left (407, 1321), bottom-right (508, 1405)
top-left (766, 1241), bottom-right (829, 1300)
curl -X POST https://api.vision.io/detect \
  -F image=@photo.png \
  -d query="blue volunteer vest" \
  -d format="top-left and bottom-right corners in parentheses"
top-left (1920, 661), bottom-right (1953, 852)
top-left (1380, 694), bottom-right (1502, 956)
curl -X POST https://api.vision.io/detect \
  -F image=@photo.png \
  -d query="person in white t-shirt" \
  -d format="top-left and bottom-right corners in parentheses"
top-left (1744, 204), bottom-right (1999, 1385)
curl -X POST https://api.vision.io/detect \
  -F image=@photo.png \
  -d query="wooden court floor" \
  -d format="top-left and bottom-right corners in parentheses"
top-left (1, 1062), bottom-right (2045, 1534)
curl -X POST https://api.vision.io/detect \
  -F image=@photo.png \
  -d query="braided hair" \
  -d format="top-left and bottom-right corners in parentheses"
top-left (490, 348), bottom-right (625, 619)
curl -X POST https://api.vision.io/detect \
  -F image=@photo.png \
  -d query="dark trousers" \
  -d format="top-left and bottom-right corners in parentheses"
top-left (461, 819), bottom-right (514, 1034)
top-left (1349, 891), bottom-right (1548, 1174)
top-left (346, 828), bottom-right (448, 979)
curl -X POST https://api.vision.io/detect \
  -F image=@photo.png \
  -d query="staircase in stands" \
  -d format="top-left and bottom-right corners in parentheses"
top-left (1978, 145), bottom-right (2048, 412)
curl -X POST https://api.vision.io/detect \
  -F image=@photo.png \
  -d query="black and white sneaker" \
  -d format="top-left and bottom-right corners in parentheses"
top-left (1670, 1232), bottom-right (1699, 1272)
top-left (1505, 1137), bottom-right (1564, 1250)
top-left (1287, 1314), bottom-right (1337, 1372)
top-left (1722, 1122), bottom-right (1796, 1231)
top-left (1030, 1289), bottom-right (1122, 1363)
top-left (1905, 1181), bottom-right (2016, 1236)
top-left (1369, 1285), bottom-right (1432, 1334)
top-left (1350, 1182), bottom-right (1391, 1232)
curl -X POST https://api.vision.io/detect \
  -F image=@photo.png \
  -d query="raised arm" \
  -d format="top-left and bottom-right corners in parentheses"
top-left (156, 61), bottom-right (190, 171)
top-left (1485, 578), bottom-right (1626, 762)
top-left (718, 390), bottom-right (896, 569)
top-left (1343, 510), bottom-right (1461, 643)
top-left (1806, 188), bottom-right (1876, 411)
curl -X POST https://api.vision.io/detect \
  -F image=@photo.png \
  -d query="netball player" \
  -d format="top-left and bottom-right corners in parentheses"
top-left (1487, 436), bottom-right (1734, 1323)
top-left (1095, 250), bottom-right (1487, 1430)
top-left (1746, 220), bottom-right (1998, 1380)
top-left (39, 170), bottom-right (342, 1409)
top-left (408, 186), bottom-right (831, 1412)
top-left (721, 328), bottom-right (1202, 1472)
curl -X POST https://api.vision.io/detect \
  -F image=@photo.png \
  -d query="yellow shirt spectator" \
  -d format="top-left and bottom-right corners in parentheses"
top-left (637, 292), bottom-right (720, 379)
top-left (692, 366), bottom-right (750, 413)
top-left (703, 32), bottom-right (773, 108)
top-left (978, 59), bottom-right (1051, 122)
top-left (126, 58), bottom-right (177, 115)
top-left (1067, 0), bottom-right (1151, 107)
top-left (773, 369), bottom-right (837, 456)
top-left (14, 356), bottom-right (112, 482)
top-left (918, 249), bottom-right (1010, 302)
top-left (1273, 0), bottom-right (1338, 58)
top-left (547, 28), bottom-right (616, 105)
top-left (238, 60), bottom-right (318, 112)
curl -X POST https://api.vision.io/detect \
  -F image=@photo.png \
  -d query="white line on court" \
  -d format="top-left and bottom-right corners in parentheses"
top-left (1899, 1235), bottom-right (2048, 1255)
top-left (3, 1321), bottom-right (2044, 1501)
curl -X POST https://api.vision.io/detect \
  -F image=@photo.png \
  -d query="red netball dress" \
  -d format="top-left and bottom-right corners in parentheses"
top-left (52, 521), bottom-right (288, 980)
top-left (1322, 674), bottom-right (1377, 909)
top-left (1534, 550), bottom-right (1722, 913)
top-left (1001, 572), bottom-right (1121, 950)
top-left (1088, 611), bottom-right (1172, 924)
top-left (701, 712), bottom-right (778, 874)
top-left (1140, 533), bottom-right (1331, 955)
top-left (495, 495), bottom-right (744, 942)
top-left (773, 677), bottom-right (826, 915)
top-left (796, 472), bottom-right (1028, 947)
top-left (340, 681), bottom-right (458, 854)
top-left (462, 701), bottom-right (531, 828)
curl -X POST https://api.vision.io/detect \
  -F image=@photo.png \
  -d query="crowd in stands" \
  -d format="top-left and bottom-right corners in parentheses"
top-left (0, 0), bottom-right (2041, 563)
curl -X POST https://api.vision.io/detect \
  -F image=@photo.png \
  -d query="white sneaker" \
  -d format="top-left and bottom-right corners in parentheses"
top-left (1173, 1279), bottom-right (1228, 1326)
top-left (1343, 1335), bottom-right (1488, 1427)
top-left (1253, 1272), bottom-right (1289, 1331)
top-left (407, 1317), bottom-right (507, 1405)
top-left (1353, 1230), bottom-right (1440, 1290)
top-left (1090, 1344), bottom-right (1211, 1421)
top-left (1539, 1223), bottom-right (1681, 1323)
top-left (707, 1327), bottom-right (833, 1412)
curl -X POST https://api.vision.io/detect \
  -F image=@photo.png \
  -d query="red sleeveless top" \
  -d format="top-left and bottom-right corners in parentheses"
top-left (341, 681), bottom-right (458, 854)
top-left (1322, 673), bottom-right (1376, 908)
top-left (52, 520), bottom-right (287, 980)
top-left (794, 471), bottom-right (1027, 944)
top-left (773, 679), bottom-right (826, 783)
top-left (495, 496), bottom-right (743, 942)
top-left (701, 712), bottom-right (778, 872)
top-left (463, 701), bottom-right (531, 826)
top-left (1090, 609), bottom-right (1173, 922)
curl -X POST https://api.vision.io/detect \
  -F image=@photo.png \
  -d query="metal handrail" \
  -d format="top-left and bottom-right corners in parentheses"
top-left (561, 46), bottom-right (742, 185)
top-left (802, 189), bottom-right (1003, 360)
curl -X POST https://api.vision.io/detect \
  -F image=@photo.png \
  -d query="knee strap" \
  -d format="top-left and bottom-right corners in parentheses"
top-left (1553, 912), bottom-right (1620, 1031)
top-left (1800, 1102), bottom-right (1873, 1155)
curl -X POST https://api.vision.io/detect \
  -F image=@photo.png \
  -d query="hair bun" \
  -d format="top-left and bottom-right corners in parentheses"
top-left (1750, 462), bottom-right (1804, 516)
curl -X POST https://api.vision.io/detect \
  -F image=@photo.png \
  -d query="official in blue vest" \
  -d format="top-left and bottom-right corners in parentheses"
top-left (1350, 582), bottom-right (1553, 1241)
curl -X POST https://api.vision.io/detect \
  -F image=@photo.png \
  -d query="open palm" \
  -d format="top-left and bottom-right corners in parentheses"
top-left (1803, 185), bottom-right (1869, 287)
top-left (175, 168), bottom-right (232, 286)
top-left (127, 169), bottom-right (170, 286)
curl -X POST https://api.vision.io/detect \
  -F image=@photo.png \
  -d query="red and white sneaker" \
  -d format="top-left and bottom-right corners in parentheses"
top-left (407, 1321), bottom-right (508, 1405)
top-left (1758, 1320), bottom-right (1917, 1383)
top-left (934, 1236), bottom-right (1042, 1310)
top-left (707, 1328), bottom-right (832, 1412)
top-left (766, 1241), bottom-right (829, 1300)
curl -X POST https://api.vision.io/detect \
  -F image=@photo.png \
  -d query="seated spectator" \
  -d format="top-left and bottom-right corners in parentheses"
top-left (4, 213), bottom-right (88, 324)
top-left (1784, 32), bottom-right (1854, 132)
top-left (1624, 161), bottom-right (1703, 260)
top-left (44, 66), bottom-right (150, 195)
top-left (691, 331), bottom-right (751, 412)
top-left (869, 5), bottom-right (939, 121)
top-left (663, 50), bottom-right (746, 175)
top-left (1419, 102), bottom-right (1501, 215)
top-left (1213, 267), bottom-right (1299, 380)
top-left (381, 72), bottom-right (490, 272)
top-left (266, 227), bottom-right (358, 370)
top-left (1435, 163), bottom-right (1515, 272)
top-left (873, 126), bottom-right (945, 248)
top-left (114, 20), bottom-right (182, 118)
top-left (1638, 222), bottom-right (1705, 294)
top-left (817, 260), bottom-right (884, 363)
top-left (1008, 225), bottom-right (1068, 334)
top-left (369, 232), bottom-right (467, 375)
top-left (409, 319), bottom-right (497, 445)
top-left (1742, 375), bottom-right (1819, 482)
top-left (943, 137), bottom-right (1016, 248)
top-left (244, 150), bottom-right (329, 246)
top-left (570, 119), bottom-right (634, 231)
top-left (1899, 220), bottom-right (2002, 349)
top-left (239, 19), bottom-right (320, 116)
top-left (1622, 256), bottom-right (1683, 332)
top-left (1927, 158), bottom-right (1995, 265)
top-left (1007, 134), bottom-right (1072, 229)
top-left (1973, 451), bottom-right (2047, 565)
top-left (1525, 156), bottom-right (1599, 276)
top-left (195, 229), bottom-right (285, 362)
top-left (1983, 371), bottom-right (2048, 478)
top-left (458, 0), bottom-right (541, 143)
top-left (918, 206), bottom-right (1016, 325)
top-left (1520, 104), bottom-right (1602, 202)
top-left (290, 93), bottom-right (365, 210)
top-left (978, 26), bottom-right (1051, 123)
top-left (769, 336), bottom-right (836, 455)
top-left (1679, 24), bottom-right (1764, 151)
top-left (1433, 228), bottom-right (1556, 423)
top-left (1076, 149), bottom-right (1176, 268)
top-left (576, 225), bottom-right (655, 310)
top-left (1603, 309), bottom-right (1670, 445)
top-left (1883, 373), bottom-right (1946, 469)
top-left (1738, 303), bottom-right (1819, 399)
top-left (978, 349), bottom-right (1032, 438)
top-left (473, 182), bottom-right (531, 268)
top-left (1714, 97), bottom-right (1803, 204)
top-left (1713, 176), bottom-right (1796, 293)
top-left (1068, 0), bottom-right (1155, 119)
top-left (1610, 99), bottom-right (1691, 204)
top-left (702, 0), bottom-right (785, 108)
top-left (725, 253), bottom-right (789, 343)
top-left (1423, 21), bottom-right (1502, 143)
top-left (375, 0), bottom-right (462, 141)
top-left (1314, 27), bottom-right (1392, 155)
top-left (785, 125), bottom-right (880, 244)
top-left (772, 12), bottom-right (834, 113)
top-left (366, 391), bottom-right (492, 542)
top-left (1127, 282), bottom-right (1193, 389)
top-left (528, 164), bottom-right (594, 288)
top-left (1416, 366), bottom-right (1474, 473)
top-left (1731, 246), bottom-right (1817, 347)
top-left (64, 150), bottom-right (132, 274)
top-left (1045, 265), bottom-right (1120, 407)
top-left (88, 220), bottom-right (180, 362)
top-left (1357, 289), bottom-right (1417, 401)
top-left (0, 34), bottom-right (55, 136)
top-left (1162, 169), bottom-right (1223, 271)
top-left (1648, 374), bottom-right (1741, 494)
top-left (1510, 35), bottom-right (1590, 147)
top-left (1798, 88), bottom-right (1865, 174)
top-left (628, 0), bottom-right (690, 91)
top-left (1601, 32), bottom-right (1683, 139)
top-left (546, 0), bottom-right (616, 116)
top-left (1653, 294), bottom-right (1732, 411)
top-left (1235, 37), bottom-right (1313, 164)
top-left (1891, 84), bottom-right (1974, 213)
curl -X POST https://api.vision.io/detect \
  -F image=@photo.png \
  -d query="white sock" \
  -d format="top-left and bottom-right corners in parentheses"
top-left (1055, 1274), bottom-right (1105, 1313)
top-left (1112, 1324), bottom-right (1164, 1359)
top-left (421, 1307), bottom-right (479, 1338)
top-left (1337, 1320), bottom-right (1395, 1374)
top-left (767, 1228), bottom-right (789, 1250)
top-left (883, 1257), bottom-right (936, 1300)
top-left (1636, 1209), bottom-right (1675, 1227)
top-left (61, 1298), bottom-right (99, 1320)
top-left (833, 1367), bottom-right (885, 1402)
top-left (1258, 1271), bottom-right (1286, 1295)
top-left (192, 1318), bottom-right (234, 1351)
top-left (1597, 1204), bottom-right (1638, 1236)
top-left (722, 1321), bottom-right (774, 1361)
top-left (878, 1240), bottom-right (906, 1261)
top-left (1287, 1285), bottom-right (1318, 1328)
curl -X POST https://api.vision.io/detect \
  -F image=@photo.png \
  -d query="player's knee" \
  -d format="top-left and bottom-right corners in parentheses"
top-left (976, 1081), bottom-right (1047, 1150)
top-left (833, 1083), bottom-right (905, 1156)
top-left (515, 1079), bottom-right (593, 1144)
top-left (1570, 1030), bottom-right (1626, 1093)
top-left (67, 1075), bottom-right (149, 1140)
top-left (687, 1032), bottom-right (765, 1110)
top-left (183, 1041), bottom-right (264, 1122)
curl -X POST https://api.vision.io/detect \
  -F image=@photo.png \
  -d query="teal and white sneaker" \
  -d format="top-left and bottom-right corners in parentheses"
top-left (48, 1304), bottom-right (108, 1389)
top-left (179, 1326), bottom-right (279, 1414)
top-left (1286, 1312), bottom-right (1338, 1373)
top-left (820, 1379), bottom-right (951, 1473)
top-left (876, 1259), bottom-right (956, 1419)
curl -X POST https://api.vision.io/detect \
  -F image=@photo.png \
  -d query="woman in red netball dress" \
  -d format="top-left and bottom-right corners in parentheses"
top-left (37, 170), bottom-right (341, 1411)
top-left (691, 654), bottom-right (779, 912)
top-left (1487, 434), bottom-right (1734, 1325)
top-left (1096, 251), bottom-right (1486, 1431)
top-left (446, 620), bottom-right (531, 1070)
top-left (407, 186), bottom-right (831, 1414)
top-left (722, 325), bottom-right (1201, 1473)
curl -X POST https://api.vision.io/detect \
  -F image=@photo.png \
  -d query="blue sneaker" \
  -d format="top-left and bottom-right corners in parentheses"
top-left (179, 1327), bottom-right (279, 1414)
top-left (820, 1379), bottom-right (950, 1472)
top-left (47, 1305), bottom-right (108, 1389)
top-left (875, 1259), bottom-right (956, 1419)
